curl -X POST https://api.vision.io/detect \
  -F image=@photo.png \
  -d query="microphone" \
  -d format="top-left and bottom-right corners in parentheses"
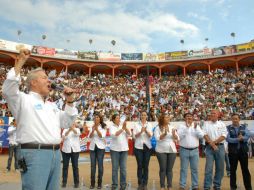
top-left (50, 83), bottom-right (79, 96)
top-left (51, 83), bottom-right (65, 91)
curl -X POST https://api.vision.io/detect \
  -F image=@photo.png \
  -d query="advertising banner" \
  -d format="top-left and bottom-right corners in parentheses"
top-left (213, 45), bottom-right (236, 56)
top-left (77, 51), bottom-right (98, 60)
top-left (157, 52), bottom-right (165, 61)
top-left (165, 51), bottom-right (188, 60)
top-left (236, 42), bottom-right (254, 52)
top-left (213, 47), bottom-right (226, 56)
top-left (0, 117), bottom-right (9, 148)
top-left (55, 48), bottom-right (78, 59)
top-left (223, 45), bottom-right (237, 55)
top-left (97, 52), bottom-right (121, 61)
top-left (143, 53), bottom-right (157, 61)
top-left (188, 48), bottom-right (212, 57)
top-left (31, 46), bottom-right (56, 56)
top-left (0, 39), bottom-right (32, 51)
top-left (121, 53), bottom-right (143, 61)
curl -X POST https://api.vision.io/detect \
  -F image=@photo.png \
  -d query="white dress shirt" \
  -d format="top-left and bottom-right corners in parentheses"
top-left (109, 123), bottom-right (129, 152)
top-left (8, 125), bottom-right (18, 145)
top-left (2, 68), bottom-right (78, 145)
top-left (89, 124), bottom-right (107, 150)
top-left (202, 120), bottom-right (227, 142)
top-left (177, 123), bottom-right (204, 148)
top-left (133, 121), bottom-right (152, 149)
top-left (62, 128), bottom-right (81, 153)
top-left (154, 124), bottom-right (179, 153)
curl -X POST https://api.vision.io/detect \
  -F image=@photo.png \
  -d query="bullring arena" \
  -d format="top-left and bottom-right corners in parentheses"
top-left (0, 37), bottom-right (254, 189)
top-left (0, 36), bottom-right (254, 190)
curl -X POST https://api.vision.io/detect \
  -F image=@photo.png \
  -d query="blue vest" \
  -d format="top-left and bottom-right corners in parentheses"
top-left (227, 124), bottom-right (248, 154)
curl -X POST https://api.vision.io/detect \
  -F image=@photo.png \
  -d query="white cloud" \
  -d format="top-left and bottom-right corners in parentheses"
top-left (0, 0), bottom-right (200, 52)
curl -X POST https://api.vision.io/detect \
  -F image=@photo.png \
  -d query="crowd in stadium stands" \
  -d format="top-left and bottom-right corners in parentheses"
top-left (0, 64), bottom-right (254, 121)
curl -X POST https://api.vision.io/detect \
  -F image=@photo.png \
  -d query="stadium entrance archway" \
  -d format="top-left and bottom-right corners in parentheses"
top-left (91, 65), bottom-right (112, 76)
top-left (43, 61), bottom-right (65, 73)
top-left (68, 64), bottom-right (89, 75)
top-left (25, 58), bottom-right (41, 68)
top-left (115, 65), bottom-right (135, 77)
top-left (238, 56), bottom-right (254, 68)
top-left (0, 53), bottom-right (15, 66)
top-left (161, 65), bottom-right (183, 76)
top-left (138, 65), bottom-right (159, 77)
top-left (186, 62), bottom-right (208, 75)
top-left (210, 60), bottom-right (236, 72)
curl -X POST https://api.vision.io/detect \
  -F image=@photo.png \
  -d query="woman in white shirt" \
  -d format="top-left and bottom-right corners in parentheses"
top-left (133, 111), bottom-right (153, 190)
top-left (154, 113), bottom-right (179, 190)
top-left (109, 114), bottom-right (131, 190)
top-left (88, 114), bottom-right (107, 189)
top-left (61, 122), bottom-right (81, 188)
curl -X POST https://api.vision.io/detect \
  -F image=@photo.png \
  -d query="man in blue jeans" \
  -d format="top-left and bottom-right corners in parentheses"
top-left (177, 113), bottom-right (204, 190)
top-left (3, 49), bottom-right (78, 190)
top-left (203, 110), bottom-right (227, 190)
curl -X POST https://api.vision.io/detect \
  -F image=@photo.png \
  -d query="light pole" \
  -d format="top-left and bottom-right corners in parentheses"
top-left (111, 40), bottom-right (116, 53)
top-left (66, 39), bottom-right (70, 49)
top-left (146, 63), bottom-right (150, 121)
top-left (17, 30), bottom-right (22, 42)
top-left (89, 39), bottom-right (93, 51)
top-left (205, 38), bottom-right (209, 47)
top-left (42, 34), bottom-right (47, 46)
top-left (180, 39), bottom-right (184, 51)
top-left (230, 32), bottom-right (236, 45)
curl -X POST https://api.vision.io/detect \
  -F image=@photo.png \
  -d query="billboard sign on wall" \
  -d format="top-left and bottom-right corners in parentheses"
top-left (121, 53), bottom-right (143, 61)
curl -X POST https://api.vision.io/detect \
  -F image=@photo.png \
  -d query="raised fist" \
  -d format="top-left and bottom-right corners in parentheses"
top-left (17, 49), bottom-right (31, 67)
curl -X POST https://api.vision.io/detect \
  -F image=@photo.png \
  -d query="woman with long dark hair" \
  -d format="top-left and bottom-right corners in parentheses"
top-left (89, 114), bottom-right (107, 189)
top-left (154, 113), bottom-right (179, 190)
top-left (133, 111), bottom-right (153, 190)
top-left (109, 114), bottom-right (131, 190)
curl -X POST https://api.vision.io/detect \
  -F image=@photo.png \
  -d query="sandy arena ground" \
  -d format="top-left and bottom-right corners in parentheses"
top-left (0, 153), bottom-right (253, 190)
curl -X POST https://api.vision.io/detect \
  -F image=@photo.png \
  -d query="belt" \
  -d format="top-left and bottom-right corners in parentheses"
top-left (180, 146), bottom-right (198, 150)
top-left (21, 143), bottom-right (60, 150)
top-left (205, 143), bottom-right (224, 146)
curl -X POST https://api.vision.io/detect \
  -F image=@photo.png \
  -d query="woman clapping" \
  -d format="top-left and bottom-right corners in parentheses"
top-left (154, 114), bottom-right (179, 190)
top-left (88, 114), bottom-right (107, 189)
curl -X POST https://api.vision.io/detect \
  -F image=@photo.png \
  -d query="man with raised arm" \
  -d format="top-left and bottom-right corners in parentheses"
top-left (2, 49), bottom-right (78, 190)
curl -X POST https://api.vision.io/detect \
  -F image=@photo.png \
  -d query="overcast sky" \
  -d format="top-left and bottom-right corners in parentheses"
top-left (0, 0), bottom-right (253, 53)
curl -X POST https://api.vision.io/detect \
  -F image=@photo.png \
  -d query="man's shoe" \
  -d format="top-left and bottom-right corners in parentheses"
top-left (74, 184), bottom-right (80, 188)
top-left (97, 184), bottom-right (102, 189)
top-left (62, 184), bottom-right (66, 188)
top-left (90, 185), bottom-right (95, 189)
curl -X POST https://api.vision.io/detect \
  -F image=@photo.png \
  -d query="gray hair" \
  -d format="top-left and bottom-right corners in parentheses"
top-left (25, 68), bottom-right (45, 91)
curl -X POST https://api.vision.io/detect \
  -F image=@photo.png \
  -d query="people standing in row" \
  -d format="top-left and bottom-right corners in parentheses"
top-left (226, 113), bottom-right (252, 190)
top-left (2, 49), bottom-right (78, 190)
top-left (61, 122), bottom-right (81, 188)
top-left (203, 109), bottom-right (227, 190)
top-left (177, 113), bottom-right (204, 190)
top-left (133, 111), bottom-right (153, 190)
top-left (109, 114), bottom-right (131, 190)
top-left (88, 114), bottom-right (107, 189)
top-left (154, 113), bottom-right (179, 190)
top-left (6, 119), bottom-right (19, 172)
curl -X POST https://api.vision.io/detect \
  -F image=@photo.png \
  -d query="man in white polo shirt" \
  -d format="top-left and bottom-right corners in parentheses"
top-left (203, 109), bottom-right (227, 190)
top-left (2, 49), bottom-right (78, 190)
